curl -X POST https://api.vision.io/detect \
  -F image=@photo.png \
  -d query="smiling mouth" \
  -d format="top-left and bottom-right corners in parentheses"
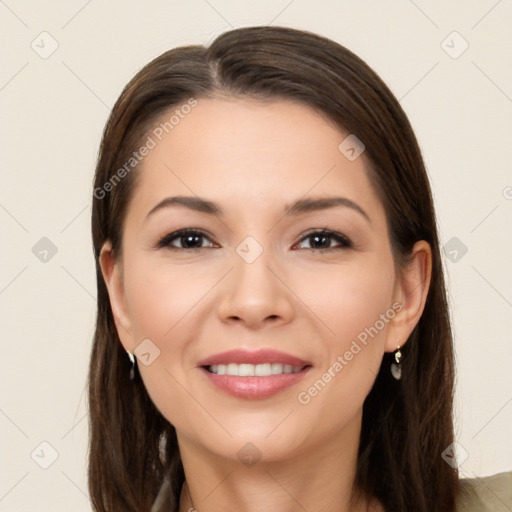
top-left (206, 363), bottom-right (310, 376)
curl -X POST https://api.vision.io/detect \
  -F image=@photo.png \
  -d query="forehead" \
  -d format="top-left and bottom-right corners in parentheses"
top-left (125, 97), bottom-right (385, 226)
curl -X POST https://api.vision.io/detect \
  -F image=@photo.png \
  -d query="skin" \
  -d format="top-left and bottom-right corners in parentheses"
top-left (100, 97), bottom-right (432, 512)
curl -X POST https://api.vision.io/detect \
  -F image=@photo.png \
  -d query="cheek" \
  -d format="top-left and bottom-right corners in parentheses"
top-left (292, 256), bottom-right (395, 412)
top-left (294, 255), bottom-right (396, 350)
top-left (121, 258), bottom-right (210, 430)
top-left (121, 256), bottom-right (221, 427)
top-left (123, 257), bottom-right (213, 342)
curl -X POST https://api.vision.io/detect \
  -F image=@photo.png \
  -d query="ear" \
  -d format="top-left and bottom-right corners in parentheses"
top-left (385, 240), bottom-right (432, 353)
top-left (99, 240), bottom-right (135, 353)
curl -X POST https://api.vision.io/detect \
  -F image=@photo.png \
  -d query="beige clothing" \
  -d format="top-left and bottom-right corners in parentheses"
top-left (456, 471), bottom-right (512, 511)
top-left (151, 470), bottom-right (512, 511)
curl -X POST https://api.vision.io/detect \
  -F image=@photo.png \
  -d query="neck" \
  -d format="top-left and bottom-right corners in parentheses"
top-left (177, 411), bottom-right (381, 512)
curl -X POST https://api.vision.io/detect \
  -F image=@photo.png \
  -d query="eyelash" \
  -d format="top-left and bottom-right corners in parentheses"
top-left (155, 228), bottom-right (353, 252)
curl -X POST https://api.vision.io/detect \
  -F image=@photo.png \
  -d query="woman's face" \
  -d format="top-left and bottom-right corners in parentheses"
top-left (102, 97), bottom-right (415, 463)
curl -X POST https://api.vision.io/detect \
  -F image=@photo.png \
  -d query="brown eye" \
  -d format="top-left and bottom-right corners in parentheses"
top-left (296, 229), bottom-right (352, 251)
top-left (156, 229), bottom-right (216, 250)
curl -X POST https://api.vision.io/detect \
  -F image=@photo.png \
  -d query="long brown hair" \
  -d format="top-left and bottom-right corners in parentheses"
top-left (89, 25), bottom-right (458, 511)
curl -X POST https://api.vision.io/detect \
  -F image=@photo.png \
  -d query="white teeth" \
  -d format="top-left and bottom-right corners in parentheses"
top-left (271, 363), bottom-right (283, 375)
top-left (255, 363), bottom-right (271, 376)
top-left (227, 363), bottom-right (238, 375)
top-left (238, 364), bottom-right (254, 377)
top-left (208, 363), bottom-right (305, 376)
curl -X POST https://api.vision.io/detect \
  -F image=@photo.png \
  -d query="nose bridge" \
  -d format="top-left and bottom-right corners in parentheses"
top-left (232, 236), bottom-right (280, 303)
top-left (216, 235), bottom-right (294, 327)
top-left (234, 238), bottom-right (274, 288)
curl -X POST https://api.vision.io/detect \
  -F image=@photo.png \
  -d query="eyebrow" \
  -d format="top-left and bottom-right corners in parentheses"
top-left (145, 195), bottom-right (371, 224)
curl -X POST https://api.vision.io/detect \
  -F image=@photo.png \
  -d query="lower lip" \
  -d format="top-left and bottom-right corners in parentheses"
top-left (199, 367), bottom-right (311, 399)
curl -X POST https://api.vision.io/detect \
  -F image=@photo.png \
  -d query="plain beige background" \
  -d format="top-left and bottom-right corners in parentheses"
top-left (1, 1), bottom-right (511, 510)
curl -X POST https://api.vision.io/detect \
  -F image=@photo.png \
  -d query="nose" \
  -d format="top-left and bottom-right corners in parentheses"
top-left (216, 248), bottom-right (295, 330)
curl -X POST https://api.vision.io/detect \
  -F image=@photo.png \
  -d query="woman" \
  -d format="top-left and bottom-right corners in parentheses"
top-left (88, 26), bottom-right (511, 511)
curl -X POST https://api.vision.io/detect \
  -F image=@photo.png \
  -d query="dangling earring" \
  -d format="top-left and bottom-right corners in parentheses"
top-left (390, 343), bottom-right (402, 381)
top-left (127, 351), bottom-right (135, 380)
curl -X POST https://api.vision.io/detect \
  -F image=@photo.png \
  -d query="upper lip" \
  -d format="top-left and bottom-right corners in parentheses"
top-left (197, 349), bottom-right (311, 367)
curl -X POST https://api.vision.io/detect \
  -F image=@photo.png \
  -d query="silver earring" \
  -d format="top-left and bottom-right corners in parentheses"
top-left (127, 351), bottom-right (135, 380)
top-left (390, 343), bottom-right (402, 380)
